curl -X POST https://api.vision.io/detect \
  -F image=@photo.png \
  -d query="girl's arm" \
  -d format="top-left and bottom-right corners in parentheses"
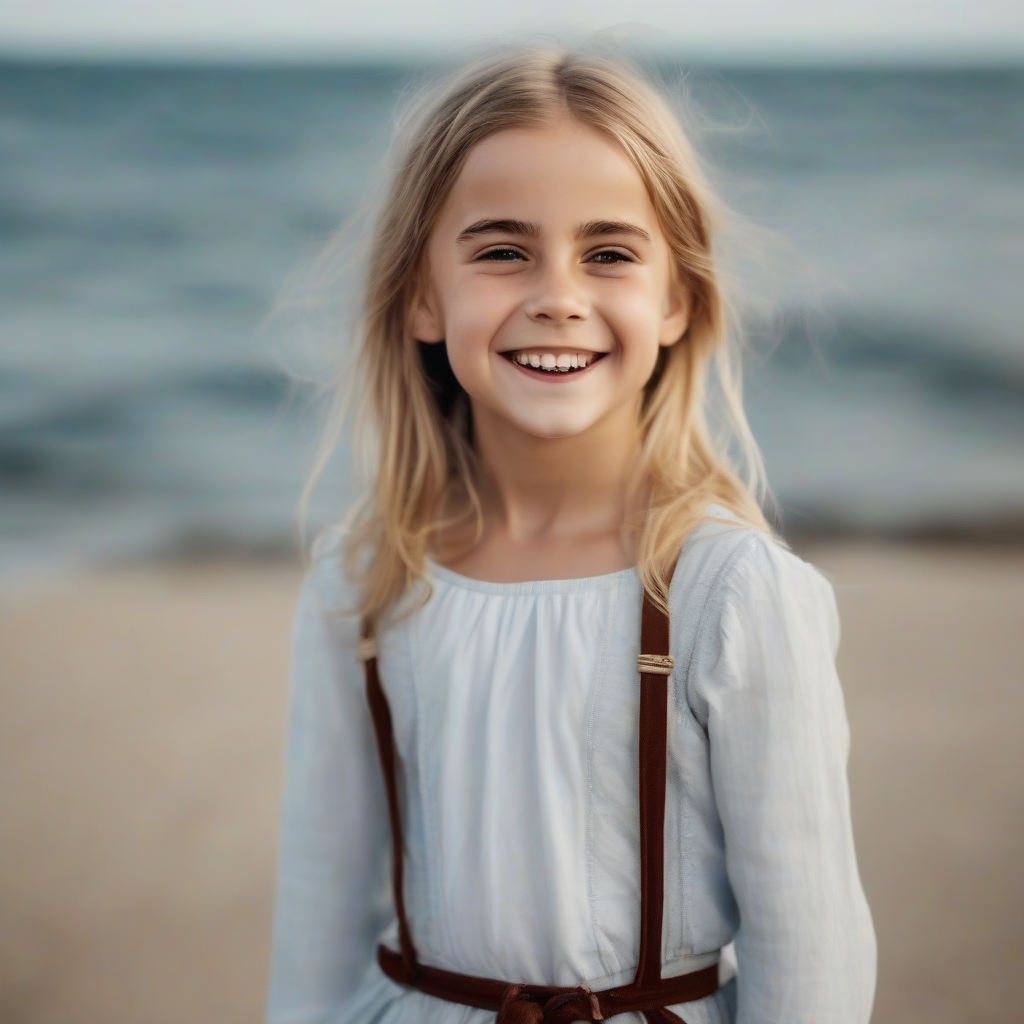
top-left (266, 560), bottom-right (391, 1024)
top-left (690, 535), bottom-right (877, 1024)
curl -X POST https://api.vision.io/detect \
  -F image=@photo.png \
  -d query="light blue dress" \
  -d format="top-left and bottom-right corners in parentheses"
top-left (267, 513), bottom-right (876, 1024)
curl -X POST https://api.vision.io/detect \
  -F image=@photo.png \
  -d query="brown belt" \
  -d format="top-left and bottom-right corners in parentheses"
top-left (361, 572), bottom-right (719, 1024)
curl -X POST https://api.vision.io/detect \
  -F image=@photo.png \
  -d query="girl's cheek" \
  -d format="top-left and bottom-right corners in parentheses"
top-left (599, 284), bottom-right (664, 348)
top-left (447, 280), bottom-right (519, 348)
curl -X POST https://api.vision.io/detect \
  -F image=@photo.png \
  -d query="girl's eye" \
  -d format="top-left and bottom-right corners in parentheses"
top-left (476, 247), bottom-right (527, 262)
top-left (588, 249), bottom-right (634, 265)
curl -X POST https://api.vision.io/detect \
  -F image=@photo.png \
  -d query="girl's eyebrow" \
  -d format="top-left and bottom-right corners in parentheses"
top-left (458, 218), bottom-right (539, 241)
top-left (576, 220), bottom-right (652, 243)
top-left (456, 218), bottom-right (652, 244)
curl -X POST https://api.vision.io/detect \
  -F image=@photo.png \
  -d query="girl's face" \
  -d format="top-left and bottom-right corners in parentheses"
top-left (413, 117), bottom-right (689, 440)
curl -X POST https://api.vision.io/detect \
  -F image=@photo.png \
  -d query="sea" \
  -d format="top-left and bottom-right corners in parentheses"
top-left (1, 60), bottom-right (1022, 577)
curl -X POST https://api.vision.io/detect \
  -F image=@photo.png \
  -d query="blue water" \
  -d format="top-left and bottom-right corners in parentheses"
top-left (1, 62), bottom-right (1022, 574)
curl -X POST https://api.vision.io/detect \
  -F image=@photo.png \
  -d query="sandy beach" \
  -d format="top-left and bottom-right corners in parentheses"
top-left (1, 543), bottom-right (1021, 1024)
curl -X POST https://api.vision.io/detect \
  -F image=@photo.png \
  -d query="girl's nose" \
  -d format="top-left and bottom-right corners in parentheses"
top-left (523, 264), bottom-right (589, 323)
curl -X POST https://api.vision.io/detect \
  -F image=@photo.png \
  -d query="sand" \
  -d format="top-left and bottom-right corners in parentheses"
top-left (0, 544), bottom-right (1021, 1024)
top-left (802, 543), bottom-right (1024, 1024)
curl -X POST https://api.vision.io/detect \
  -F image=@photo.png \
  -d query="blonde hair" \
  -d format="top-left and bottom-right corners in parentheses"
top-left (323, 47), bottom-right (769, 625)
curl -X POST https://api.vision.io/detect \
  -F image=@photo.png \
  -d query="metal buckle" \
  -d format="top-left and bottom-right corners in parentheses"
top-left (637, 653), bottom-right (674, 675)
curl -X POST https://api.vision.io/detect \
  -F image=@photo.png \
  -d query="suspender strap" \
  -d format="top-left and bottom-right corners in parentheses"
top-left (360, 568), bottom-right (717, 1023)
top-left (635, 586), bottom-right (672, 989)
top-left (363, 651), bottom-right (419, 978)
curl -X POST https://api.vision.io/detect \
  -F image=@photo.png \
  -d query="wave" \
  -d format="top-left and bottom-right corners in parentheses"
top-left (764, 311), bottom-right (1024, 407)
top-left (0, 367), bottom-right (291, 493)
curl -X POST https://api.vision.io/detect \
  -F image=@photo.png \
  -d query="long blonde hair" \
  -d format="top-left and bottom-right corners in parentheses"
top-left (321, 48), bottom-right (769, 625)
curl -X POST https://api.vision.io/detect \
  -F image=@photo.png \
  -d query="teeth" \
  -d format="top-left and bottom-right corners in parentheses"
top-left (509, 351), bottom-right (599, 372)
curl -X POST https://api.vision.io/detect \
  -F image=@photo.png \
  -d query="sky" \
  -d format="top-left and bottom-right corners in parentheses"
top-left (1, 0), bottom-right (1022, 62)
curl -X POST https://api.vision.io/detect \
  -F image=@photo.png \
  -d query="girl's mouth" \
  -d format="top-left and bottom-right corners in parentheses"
top-left (502, 350), bottom-right (607, 375)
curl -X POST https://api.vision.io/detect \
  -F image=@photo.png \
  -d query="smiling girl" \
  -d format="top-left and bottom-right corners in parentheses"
top-left (267, 50), bottom-right (876, 1024)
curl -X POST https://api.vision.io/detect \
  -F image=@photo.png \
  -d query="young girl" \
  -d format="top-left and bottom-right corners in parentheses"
top-left (267, 50), bottom-right (876, 1024)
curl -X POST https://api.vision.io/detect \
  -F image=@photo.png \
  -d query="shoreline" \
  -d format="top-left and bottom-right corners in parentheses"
top-left (7, 511), bottom-right (1024, 586)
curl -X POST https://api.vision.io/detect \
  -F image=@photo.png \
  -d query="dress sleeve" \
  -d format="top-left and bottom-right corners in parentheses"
top-left (265, 562), bottom-right (391, 1024)
top-left (689, 536), bottom-right (877, 1024)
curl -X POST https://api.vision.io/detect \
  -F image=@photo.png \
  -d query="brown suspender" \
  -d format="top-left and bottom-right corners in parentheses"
top-left (363, 654), bottom-right (418, 978)
top-left (634, 588), bottom-right (672, 992)
top-left (361, 583), bottom-right (719, 1024)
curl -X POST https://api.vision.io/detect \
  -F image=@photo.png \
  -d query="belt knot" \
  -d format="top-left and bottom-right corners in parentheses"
top-left (496, 983), bottom-right (603, 1024)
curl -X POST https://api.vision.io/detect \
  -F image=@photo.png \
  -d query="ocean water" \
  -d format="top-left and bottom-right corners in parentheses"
top-left (1, 61), bottom-right (1022, 575)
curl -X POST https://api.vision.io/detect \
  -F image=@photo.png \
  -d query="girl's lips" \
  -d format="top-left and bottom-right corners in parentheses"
top-left (501, 350), bottom-right (607, 379)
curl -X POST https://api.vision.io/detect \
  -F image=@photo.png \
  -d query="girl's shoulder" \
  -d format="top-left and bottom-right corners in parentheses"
top-left (293, 528), bottom-right (361, 650)
top-left (671, 505), bottom-right (839, 650)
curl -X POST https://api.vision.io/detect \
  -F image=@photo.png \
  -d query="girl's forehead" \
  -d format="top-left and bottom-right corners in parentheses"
top-left (440, 120), bottom-right (660, 231)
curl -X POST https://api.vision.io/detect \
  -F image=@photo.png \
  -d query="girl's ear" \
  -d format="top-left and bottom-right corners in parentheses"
top-left (411, 278), bottom-right (445, 344)
top-left (658, 285), bottom-right (691, 348)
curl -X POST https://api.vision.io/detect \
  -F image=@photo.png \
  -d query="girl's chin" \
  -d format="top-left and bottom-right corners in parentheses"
top-left (499, 408), bottom-right (606, 440)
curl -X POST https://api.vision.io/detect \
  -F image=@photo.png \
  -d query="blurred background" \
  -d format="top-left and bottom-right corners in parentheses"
top-left (1, 3), bottom-right (1021, 1023)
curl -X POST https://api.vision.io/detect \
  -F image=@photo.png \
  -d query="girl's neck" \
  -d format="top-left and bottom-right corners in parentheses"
top-left (437, 400), bottom-right (644, 583)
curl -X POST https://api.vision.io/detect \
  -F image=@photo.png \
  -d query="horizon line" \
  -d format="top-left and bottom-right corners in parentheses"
top-left (2, 41), bottom-right (1024, 72)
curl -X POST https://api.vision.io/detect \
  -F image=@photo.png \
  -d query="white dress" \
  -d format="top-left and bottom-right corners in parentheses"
top-left (266, 512), bottom-right (876, 1024)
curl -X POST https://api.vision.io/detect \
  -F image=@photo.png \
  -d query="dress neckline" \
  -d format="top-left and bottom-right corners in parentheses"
top-left (426, 557), bottom-right (638, 596)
